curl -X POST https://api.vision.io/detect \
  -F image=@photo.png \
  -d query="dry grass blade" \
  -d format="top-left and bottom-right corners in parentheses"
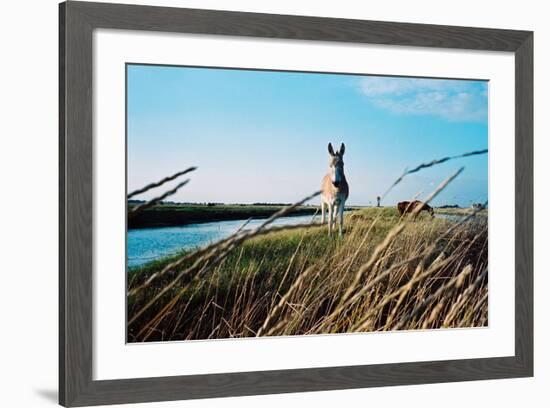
top-left (338, 223), bottom-right (406, 310)
top-left (381, 149), bottom-right (487, 200)
top-left (128, 217), bottom-right (254, 296)
top-left (443, 269), bottom-right (489, 327)
top-left (127, 166), bottom-right (197, 199)
top-left (127, 151), bottom-right (489, 342)
top-left (385, 257), bottom-right (428, 327)
top-left (256, 265), bottom-right (316, 337)
top-left (131, 222), bottom-right (321, 330)
top-left (129, 179), bottom-right (190, 218)
top-left (351, 252), bottom-right (453, 331)
top-left (128, 191), bottom-right (321, 327)
top-left (321, 168), bottom-right (464, 329)
top-left (419, 167), bottom-right (464, 208)
top-left (128, 233), bottom-right (240, 297)
top-left (253, 190), bottom-right (321, 231)
top-left (128, 215), bottom-right (321, 297)
top-left (391, 265), bottom-right (485, 331)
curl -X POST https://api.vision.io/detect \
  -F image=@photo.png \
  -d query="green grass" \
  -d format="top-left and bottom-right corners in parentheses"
top-left (127, 207), bottom-right (488, 342)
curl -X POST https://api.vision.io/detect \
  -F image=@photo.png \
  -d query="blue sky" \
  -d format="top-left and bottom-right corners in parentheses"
top-left (127, 64), bottom-right (488, 207)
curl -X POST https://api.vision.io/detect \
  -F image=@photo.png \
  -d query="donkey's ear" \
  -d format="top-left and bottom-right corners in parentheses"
top-left (339, 143), bottom-right (346, 155)
top-left (328, 143), bottom-right (335, 156)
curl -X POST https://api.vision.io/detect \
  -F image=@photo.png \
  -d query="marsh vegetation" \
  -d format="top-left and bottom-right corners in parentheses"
top-left (127, 206), bottom-right (488, 342)
top-left (127, 149), bottom-right (489, 342)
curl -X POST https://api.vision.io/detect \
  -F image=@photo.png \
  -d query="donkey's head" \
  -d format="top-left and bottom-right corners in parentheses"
top-left (328, 142), bottom-right (346, 188)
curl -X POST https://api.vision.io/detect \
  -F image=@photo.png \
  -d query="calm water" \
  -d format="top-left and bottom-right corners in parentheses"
top-left (435, 213), bottom-right (483, 222)
top-left (127, 212), bottom-right (479, 269)
top-left (435, 213), bottom-right (463, 222)
top-left (127, 214), bottom-right (317, 268)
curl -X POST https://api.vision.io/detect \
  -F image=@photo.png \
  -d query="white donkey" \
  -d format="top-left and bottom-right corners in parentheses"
top-left (321, 142), bottom-right (349, 236)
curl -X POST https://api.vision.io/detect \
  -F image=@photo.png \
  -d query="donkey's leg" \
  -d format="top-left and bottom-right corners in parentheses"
top-left (327, 204), bottom-right (333, 235)
top-left (321, 201), bottom-right (326, 224)
top-left (338, 202), bottom-right (345, 237)
top-left (332, 204), bottom-right (337, 230)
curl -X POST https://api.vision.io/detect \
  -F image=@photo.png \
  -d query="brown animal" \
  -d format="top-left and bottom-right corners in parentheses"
top-left (321, 142), bottom-right (349, 236)
top-left (397, 200), bottom-right (434, 218)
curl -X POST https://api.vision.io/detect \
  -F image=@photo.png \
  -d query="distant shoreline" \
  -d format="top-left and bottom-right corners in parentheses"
top-left (127, 202), bottom-right (481, 229)
top-left (127, 203), bottom-right (321, 229)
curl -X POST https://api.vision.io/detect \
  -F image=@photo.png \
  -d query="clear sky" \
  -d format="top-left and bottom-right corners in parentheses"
top-left (127, 64), bottom-right (488, 207)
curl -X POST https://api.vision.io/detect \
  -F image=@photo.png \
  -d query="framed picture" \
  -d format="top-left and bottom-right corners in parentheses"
top-left (59, 1), bottom-right (533, 406)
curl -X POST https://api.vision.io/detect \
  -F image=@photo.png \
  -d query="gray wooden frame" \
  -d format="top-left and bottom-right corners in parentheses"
top-left (59, 1), bottom-right (533, 406)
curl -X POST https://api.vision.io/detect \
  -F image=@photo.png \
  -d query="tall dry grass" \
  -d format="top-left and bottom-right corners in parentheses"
top-left (127, 150), bottom-right (488, 342)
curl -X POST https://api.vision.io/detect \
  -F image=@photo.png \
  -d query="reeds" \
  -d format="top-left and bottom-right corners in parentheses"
top-left (127, 150), bottom-right (488, 342)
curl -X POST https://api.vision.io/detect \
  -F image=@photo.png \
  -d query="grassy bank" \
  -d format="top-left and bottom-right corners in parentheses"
top-left (128, 203), bottom-right (321, 229)
top-left (128, 207), bottom-right (488, 342)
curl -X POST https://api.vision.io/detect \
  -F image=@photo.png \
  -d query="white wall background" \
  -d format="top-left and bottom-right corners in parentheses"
top-left (0, 0), bottom-right (546, 407)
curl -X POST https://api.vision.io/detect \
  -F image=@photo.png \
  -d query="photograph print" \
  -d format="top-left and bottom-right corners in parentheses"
top-left (126, 64), bottom-right (489, 343)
